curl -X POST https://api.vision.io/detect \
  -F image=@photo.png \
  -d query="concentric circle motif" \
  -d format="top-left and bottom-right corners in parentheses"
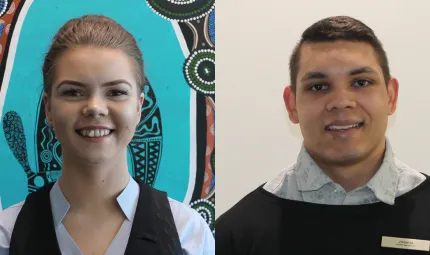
top-left (146, 0), bottom-right (215, 22)
top-left (184, 48), bottom-right (215, 94)
top-left (190, 199), bottom-right (215, 230)
top-left (40, 150), bottom-right (52, 163)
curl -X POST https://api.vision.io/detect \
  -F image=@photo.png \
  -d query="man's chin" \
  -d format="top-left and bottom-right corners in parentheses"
top-left (323, 149), bottom-right (366, 166)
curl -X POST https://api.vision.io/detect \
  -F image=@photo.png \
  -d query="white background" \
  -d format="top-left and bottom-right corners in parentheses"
top-left (216, 0), bottom-right (430, 217)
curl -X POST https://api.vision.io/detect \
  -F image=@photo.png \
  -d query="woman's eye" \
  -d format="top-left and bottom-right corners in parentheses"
top-left (108, 90), bottom-right (128, 96)
top-left (62, 89), bottom-right (82, 97)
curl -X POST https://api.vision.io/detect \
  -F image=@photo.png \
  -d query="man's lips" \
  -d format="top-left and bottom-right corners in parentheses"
top-left (325, 121), bottom-right (365, 131)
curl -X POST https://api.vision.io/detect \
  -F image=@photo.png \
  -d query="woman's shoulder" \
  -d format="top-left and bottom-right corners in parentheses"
top-left (167, 197), bottom-right (207, 226)
top-left (0, 201), bottom-right (25, 248)
top-left (0, 201), bottom-right (24, 229)
top-left (166, 197), bottom-right (214, 253)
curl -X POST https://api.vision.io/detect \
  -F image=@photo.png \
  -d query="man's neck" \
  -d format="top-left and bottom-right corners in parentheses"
top-left (309, 141), bottom-right (387, 192)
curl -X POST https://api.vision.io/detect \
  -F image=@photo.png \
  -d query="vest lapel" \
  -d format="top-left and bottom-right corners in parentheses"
top-left (124, 182), bottom-right (162, 255)
top-left (124, 180), bottom-right (183, 255)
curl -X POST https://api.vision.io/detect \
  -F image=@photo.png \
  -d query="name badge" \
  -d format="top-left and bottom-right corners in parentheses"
top-left (381, 236), bottom-right (430, 251)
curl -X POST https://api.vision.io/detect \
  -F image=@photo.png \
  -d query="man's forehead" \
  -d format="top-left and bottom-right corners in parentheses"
top-left (297, 41), bottom-right (382, 76)
top-left (301, 40), bottom-right (374, 51)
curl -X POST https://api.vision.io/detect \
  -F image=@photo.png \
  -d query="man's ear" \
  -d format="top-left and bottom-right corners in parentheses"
top-left (387, 77), bottom-right (399, 115)
top-left (283, 85), bottom-right (299, 124)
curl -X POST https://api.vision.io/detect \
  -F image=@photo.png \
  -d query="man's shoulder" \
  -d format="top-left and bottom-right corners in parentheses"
top-left (218, 166), bottom-right (298, 226)
top-left (216, 184), bottom-right (281, 229)
top-left (393, 157), bottom-right (429, 197)
top-left (262, 165), bottom-right (296, 196)
top-left (216, 184), bottom-right (286, 255)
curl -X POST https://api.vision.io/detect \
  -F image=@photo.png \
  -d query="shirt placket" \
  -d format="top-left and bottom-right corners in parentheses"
top-left (331, 183), bottom-right (346, 205)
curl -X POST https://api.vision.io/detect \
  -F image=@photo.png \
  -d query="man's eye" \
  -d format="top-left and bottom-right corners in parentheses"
top-left (353, 80), bottom-right (371, 87)
top-left (309, 84), bottom-right (328, 91)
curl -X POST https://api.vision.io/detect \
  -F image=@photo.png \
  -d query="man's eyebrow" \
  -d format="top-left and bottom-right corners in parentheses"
top-left (300, 66), bottom-right (378, 82)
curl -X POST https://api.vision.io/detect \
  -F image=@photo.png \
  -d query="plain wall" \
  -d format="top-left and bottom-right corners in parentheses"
top-left (216, 0), bottom-right (430, 217)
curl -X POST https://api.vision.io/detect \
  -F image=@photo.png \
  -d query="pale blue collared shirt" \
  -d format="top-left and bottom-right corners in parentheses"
top-left (0, 178), bottom-right (215, 255)
top-left (264, 139), bottom-right (426, 205)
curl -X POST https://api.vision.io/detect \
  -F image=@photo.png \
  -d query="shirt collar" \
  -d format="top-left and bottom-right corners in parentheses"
top-left (366, 140), bottom-right (399, 205)
top-left (50, 177), bottom-right (140, 227)
top-left (295, 139), bottom-right (400, 205)
top-left (295, 145), bottom-right (333, 192)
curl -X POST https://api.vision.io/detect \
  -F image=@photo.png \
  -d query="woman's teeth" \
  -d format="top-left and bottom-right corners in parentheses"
top-left (79, 129), bottom-right (112, 137)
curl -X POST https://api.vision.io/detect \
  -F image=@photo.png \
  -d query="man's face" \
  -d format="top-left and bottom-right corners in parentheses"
top-left (284, 40), bottom-right (398, 166)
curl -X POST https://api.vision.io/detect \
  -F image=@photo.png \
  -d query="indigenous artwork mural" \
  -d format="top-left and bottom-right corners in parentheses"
top-left (0, 0), bottom-right (215, 234)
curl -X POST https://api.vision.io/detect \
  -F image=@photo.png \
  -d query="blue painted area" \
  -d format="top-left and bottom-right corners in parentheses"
top-left (0, 0), bottom-right (191, 208)
top-left (208, 9), bottom-right (215, 45)
top-left (0, 23), bottom-right (4, 38)
top-left (210, 173), bottom-right (215, 191)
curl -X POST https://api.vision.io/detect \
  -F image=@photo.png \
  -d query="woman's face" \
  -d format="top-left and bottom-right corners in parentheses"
top-left (44, 46), bottom-right (144, 165)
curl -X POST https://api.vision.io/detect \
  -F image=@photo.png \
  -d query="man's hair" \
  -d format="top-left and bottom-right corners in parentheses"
top-left (289, 16), bottom-right (390, 93)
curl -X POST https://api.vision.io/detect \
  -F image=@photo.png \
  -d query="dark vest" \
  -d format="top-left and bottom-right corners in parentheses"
top-left (9, 179), bottom-right (183, 255)
top-left (216, 177), bottom-right (430, 255)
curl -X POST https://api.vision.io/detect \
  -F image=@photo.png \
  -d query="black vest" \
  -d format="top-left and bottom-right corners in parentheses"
top-left (217, 177), bottom-right (430, 255)
top-left (9, 179), bottom-right (183, 255)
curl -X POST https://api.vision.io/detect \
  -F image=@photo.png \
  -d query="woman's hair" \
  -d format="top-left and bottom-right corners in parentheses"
top-left (43, 15), bottom-right (144, 96)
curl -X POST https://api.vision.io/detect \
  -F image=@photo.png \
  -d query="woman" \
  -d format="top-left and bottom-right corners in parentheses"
top-left (0, 15), bottom-right (214, 255)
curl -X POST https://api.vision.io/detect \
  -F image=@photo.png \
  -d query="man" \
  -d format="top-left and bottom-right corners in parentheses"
top-left (216, 16), bottom-right (430, 255)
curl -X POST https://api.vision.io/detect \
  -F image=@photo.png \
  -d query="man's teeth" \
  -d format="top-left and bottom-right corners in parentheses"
top-left (80, 129), bottom-right (111, 137)
top-left (327, 123), bottom-right (360, 131)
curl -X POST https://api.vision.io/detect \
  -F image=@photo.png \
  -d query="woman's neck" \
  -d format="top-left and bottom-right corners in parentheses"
top-left (58, 153), bottom-right (131, 213)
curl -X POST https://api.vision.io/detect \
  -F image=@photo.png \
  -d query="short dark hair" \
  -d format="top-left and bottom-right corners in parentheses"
top-left (289, 16), bottom-right (390, 93)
